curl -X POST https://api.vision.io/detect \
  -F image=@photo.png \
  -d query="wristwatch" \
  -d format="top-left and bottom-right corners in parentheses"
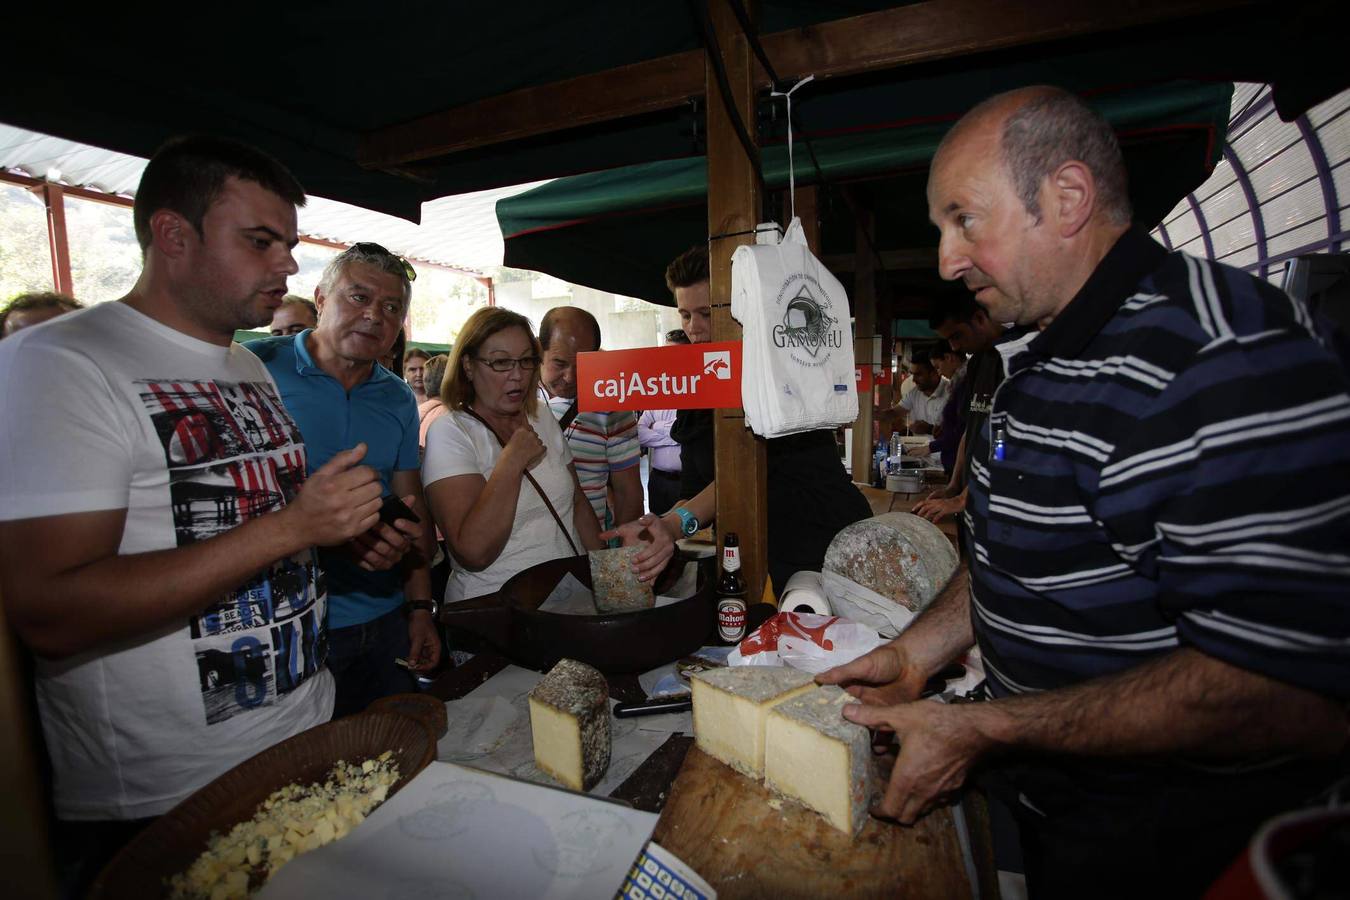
top-left (407, 598), bottom-right (438, 618)
top-left (673, 506), bottom-right (700, 537)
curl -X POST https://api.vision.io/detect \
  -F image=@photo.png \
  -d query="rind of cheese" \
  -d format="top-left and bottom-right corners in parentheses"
top-left (822, 512), bottom-right (958, 613)
top-left (765, 685), bottom-right (877, 834)
top-left (588, 545), bottom-right (654, 613)
top-left (690, 666), bottom-right (816, 778)
top-left (528, 658), bottom-right (611, 791)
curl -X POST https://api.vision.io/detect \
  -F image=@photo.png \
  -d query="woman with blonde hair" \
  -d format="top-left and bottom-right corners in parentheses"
top-left (423, 307), bottom-right (671, 603)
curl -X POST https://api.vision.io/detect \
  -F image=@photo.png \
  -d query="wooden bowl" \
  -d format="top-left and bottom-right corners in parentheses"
top-left (366, 692), bottom-right (449, 739)
top-left (90, 712), bottom-right (436, 899)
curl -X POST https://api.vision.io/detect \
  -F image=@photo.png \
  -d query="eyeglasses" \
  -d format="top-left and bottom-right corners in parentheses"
top-left (475, 355), bottom-right (540, 373)
top-left (349, 242), bottom-right (417, 283)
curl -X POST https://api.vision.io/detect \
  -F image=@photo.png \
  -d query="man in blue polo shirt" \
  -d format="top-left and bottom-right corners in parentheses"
top-left (248, 243), bottom-right (440, 716)
top-left (821, 86), bottom-right (1350, 895)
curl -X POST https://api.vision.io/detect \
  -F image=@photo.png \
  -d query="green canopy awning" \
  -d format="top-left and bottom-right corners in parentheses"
top-left (499, 78), bottom-right (1231, 306)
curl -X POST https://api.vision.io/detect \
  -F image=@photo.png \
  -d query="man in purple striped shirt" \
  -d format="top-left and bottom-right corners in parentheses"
top-left (821, 85), bottom-right (1349, 895)
top-left (639, 328), bottom-right (690, 515)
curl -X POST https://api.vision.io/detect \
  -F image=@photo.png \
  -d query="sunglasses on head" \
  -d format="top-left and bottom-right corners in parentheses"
top-left (349, 242), bottom-right (417, 283)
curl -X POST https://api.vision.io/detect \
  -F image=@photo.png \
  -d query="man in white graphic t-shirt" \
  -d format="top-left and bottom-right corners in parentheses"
top-left (0, 136), bottom-right (394, 892)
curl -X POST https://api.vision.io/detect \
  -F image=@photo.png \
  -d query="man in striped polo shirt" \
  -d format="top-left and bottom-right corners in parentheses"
top-left (821, 86), bottom-right (1349, 894)
top-left (538, 306), bottom-right (644, 532)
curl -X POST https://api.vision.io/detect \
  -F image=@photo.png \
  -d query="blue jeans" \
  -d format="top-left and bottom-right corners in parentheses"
top-left (326, 606), bottom-right (414, 718)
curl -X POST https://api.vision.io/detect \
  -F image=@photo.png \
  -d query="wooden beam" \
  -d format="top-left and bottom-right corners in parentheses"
top-left (758, 0), bottom-right (1258, 85)
top-left (707, 0), bottom-right (769, 603)
top-left (361, 52), bottom-right (704, 169)
top-left (41, 183), bottom-right (73, 296)
top-left (360, 0), bottom-right (1258, 168)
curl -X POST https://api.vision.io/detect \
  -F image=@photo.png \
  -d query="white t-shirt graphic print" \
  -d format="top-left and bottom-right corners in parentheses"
top-left (0, 302), bottom-right (334, 819)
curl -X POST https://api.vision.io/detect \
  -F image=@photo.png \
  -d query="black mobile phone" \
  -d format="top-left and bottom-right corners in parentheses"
top-left (378, 494), bottom-right (420, 526)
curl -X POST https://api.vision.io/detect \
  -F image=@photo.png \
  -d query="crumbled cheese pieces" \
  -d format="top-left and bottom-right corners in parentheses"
top-left (168, 752), bottom-right (399, 899)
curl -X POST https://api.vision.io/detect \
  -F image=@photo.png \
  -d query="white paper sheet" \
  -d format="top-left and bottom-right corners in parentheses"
top-left (436, 664), bottom-right (682, 796)
top-left (259, 761), bottom-right (658, 900)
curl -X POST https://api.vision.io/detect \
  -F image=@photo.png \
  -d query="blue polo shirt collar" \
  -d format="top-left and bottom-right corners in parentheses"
top-left (292, 329), bottom-right (390, 387)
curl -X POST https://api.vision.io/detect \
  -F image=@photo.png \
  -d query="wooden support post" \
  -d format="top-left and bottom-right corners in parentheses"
top-left (41, 183), bottom-right (73, 295)
top-left (876, 292), bottom-right (896, 414)
top-left (850, 201), bottom-right (878, 480)
top-left (706, 0), bottom-right (769, 600)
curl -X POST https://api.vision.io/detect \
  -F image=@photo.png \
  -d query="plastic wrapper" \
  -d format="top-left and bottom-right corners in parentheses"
top-left (727, 611), bottom-right (885, 674)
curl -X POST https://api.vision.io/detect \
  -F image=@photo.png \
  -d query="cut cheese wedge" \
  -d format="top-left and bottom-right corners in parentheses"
top-left (690, 665), bottom-right (816, 778)
top-left (765, 685), bottom-right (877, 834)
top-left (528, 658), bottom-right (611, 791)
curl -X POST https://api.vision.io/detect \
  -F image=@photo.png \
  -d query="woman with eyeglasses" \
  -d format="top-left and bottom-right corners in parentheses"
top-left (422, 307), bottom-right (673, 605)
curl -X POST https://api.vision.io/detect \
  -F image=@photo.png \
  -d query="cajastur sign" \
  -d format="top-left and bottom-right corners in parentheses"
top-left (576, 341), bottom-right (743, 412)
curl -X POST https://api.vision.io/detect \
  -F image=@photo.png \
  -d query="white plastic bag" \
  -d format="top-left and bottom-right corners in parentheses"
top-left (730, 217), bottom-right (857, 437)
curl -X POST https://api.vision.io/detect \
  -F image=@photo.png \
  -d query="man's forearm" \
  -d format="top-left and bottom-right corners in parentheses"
top-left (944, 434), bottom-right (968, 496)
top-left (895, 567), bottom-right (975, 679)
top-left (402, 560), bottom-right (433, 604)
top-left (569, 467), bottom-right (605, 551)
top-left (972, 647), bottom-right (1348, 761)
top-left (610, 466), bottom-right (644, 524)
top-left (2, 506), bottom-right (313, 659)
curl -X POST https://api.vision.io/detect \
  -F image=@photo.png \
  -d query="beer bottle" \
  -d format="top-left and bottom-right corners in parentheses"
top-left (716, 532), bottom-right (747, 645)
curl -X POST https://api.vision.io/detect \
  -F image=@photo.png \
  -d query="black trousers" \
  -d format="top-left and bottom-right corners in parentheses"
top-left (647, 467), bottom-right (682, 516)
top-left (982, 756), bottom-right (1345, 900)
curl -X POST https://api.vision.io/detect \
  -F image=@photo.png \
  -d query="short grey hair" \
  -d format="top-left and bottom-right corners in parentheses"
top-left (945, 86), bottom-right (1132, 227)
top-left (318, 245), bottom-right (413, 308)
top-left (998, 88), bottom-right (1132, 227)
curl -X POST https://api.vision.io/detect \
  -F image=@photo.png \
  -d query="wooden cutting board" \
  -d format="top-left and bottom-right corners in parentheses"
top-left (652, 747), bottom-right (974, 899)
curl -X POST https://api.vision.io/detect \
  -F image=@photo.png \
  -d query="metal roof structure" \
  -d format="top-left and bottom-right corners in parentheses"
top-left (0, 124), bottom-right (543, 271)
top-left (1153, 83), bottom-right (1349, 282)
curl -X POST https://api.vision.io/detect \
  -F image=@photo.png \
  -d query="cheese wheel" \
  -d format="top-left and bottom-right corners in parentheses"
top-left (528, 658), bottom-right (611, 791)
top-left (822, 512), bottom-right (957, 613)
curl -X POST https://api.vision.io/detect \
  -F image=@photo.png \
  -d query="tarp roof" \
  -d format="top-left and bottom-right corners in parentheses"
top-left (0, 1), bottom-right (1343, 222)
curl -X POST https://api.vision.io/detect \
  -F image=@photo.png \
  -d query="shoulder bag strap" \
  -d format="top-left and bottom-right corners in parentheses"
top-left (460, 406), bottom-right (582, 557)
top-left (557, 399), bottom-right (580, 431)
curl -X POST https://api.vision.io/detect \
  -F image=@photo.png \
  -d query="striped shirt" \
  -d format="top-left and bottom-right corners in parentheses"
top-left (544, 393), bottom-right (639, 526)
top-left (967, 227), bottom-right (1350, 705)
